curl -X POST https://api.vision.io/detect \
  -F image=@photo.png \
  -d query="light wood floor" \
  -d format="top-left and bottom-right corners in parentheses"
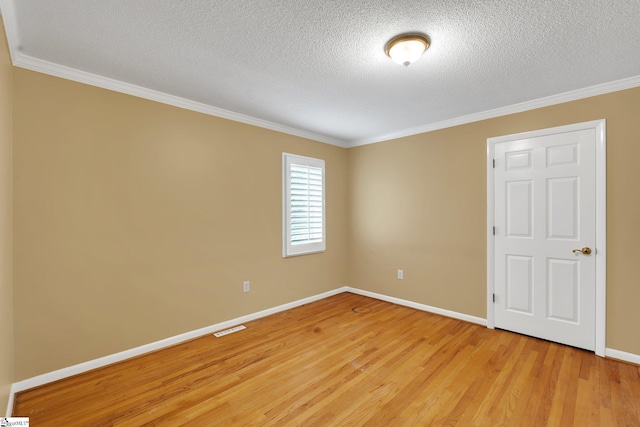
top-left (13, 292), bottom-right (640, 426)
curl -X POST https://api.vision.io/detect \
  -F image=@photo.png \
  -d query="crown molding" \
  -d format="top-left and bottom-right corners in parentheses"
top-left (3, 0), bottom-right (640, 149)
top-left (347, 74), bottom-right (640, 147)
top-left (0, 0), bottom-right (346, 147)
top-left (16, 54), bottom-right (348, 147)
top-left (0, 0), bottom-right (18, 64)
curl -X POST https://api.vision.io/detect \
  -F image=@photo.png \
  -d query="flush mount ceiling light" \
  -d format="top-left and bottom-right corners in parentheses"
top-left (385, 34), bottom-right (430, 67)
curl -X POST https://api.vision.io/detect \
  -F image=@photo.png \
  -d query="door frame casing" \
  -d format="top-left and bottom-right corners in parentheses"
top-left (486, 119), bottom-right (606, 357)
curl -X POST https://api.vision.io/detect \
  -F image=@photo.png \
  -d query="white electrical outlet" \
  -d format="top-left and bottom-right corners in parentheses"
top-left (243, 281), bottom-right (250, 292)
top-left (397, 270), bottom-right (404, 280)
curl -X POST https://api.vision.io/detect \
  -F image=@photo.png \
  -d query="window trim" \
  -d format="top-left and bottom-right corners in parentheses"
top-left (282, 153), bottom-right (326, 257)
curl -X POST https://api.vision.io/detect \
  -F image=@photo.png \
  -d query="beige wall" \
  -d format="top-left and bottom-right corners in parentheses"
top-left (6, 44), bottom-right (640, 382)
top-left (12, 69), bottom-right (349, 380)
top-left (348, 87), bottom-right (640, 356)
top-left (0, 22), bottom-right (13, 413)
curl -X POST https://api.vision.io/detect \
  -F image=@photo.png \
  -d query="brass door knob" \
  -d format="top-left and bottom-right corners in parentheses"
top-left (572, 247), bottom-right (592, 255)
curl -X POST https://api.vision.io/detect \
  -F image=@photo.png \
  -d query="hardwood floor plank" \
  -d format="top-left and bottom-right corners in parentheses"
top-left (13, 293), bottom-right (640, 426)
top-left (558, 348), bottom-right (582, 426)
top-left (531, 343), bottom-right (566, 426)
top-left (614, 361), bottom-right (640, 426)
top-left (573, 364), bottom-right (600, 427)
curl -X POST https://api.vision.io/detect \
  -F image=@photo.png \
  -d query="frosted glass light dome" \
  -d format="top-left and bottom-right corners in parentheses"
top-left (385, 34), bottom-right (430, 67)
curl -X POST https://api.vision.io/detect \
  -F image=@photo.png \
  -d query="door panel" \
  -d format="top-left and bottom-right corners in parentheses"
top-left (547, 177), bottom-right (578, 239)
top-left (494, 128), bottom-right (596, 351)
top-left (506, 255), bottom-right (533, 314)
top-left (547, 258), bottom-right (579, 323)
top-left (506, 180), bottom-right (533, 237)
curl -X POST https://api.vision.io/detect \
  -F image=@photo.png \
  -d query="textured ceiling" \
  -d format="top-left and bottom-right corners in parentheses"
top-left (2, 0), bottom-right (640, 146)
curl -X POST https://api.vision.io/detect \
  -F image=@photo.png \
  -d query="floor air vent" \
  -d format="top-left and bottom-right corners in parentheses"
top-left (214, 325), bottom-right (246, 337)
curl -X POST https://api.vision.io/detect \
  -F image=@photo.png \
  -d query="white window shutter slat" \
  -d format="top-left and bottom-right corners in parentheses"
top-left (283, 153), bottom-right (326, 257)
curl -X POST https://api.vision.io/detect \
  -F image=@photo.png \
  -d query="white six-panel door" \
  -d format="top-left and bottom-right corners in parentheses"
top-left (491, 124), bottom-right (601, 351)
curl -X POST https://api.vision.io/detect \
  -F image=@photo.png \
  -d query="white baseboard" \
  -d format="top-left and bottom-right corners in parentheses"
top-left (9, 286), bottom-right (638, 416)
top-left (348, 287), bottom-right (639, 366)
top-left (5, 383), bottom-right (16, 418)
top-left (605, 348), bottom-right (640, 365)
top-left (7, 286), bottom-right (349, 415)
top-left (345, 287), bottom-right (488, 326)
top-left (6, 285), bottom-right (484, 415)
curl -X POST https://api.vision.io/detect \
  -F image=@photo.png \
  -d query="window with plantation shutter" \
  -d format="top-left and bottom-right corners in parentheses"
top-left (283, 153), bottom-right (325, 257)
